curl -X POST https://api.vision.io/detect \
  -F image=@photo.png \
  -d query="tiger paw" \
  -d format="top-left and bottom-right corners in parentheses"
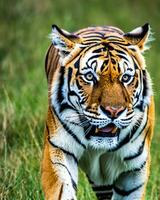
top-left (60, 183), bottom-right (77, 200)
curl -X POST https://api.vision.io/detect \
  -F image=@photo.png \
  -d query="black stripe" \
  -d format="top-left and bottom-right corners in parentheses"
top-left (110, 107), bottom-right (148, 152)
top-left (114, 44), bottom-right (130, 53)
top-left (46, 123), bottom-right (50, 136)
top-left (131, 108), bottom-right (148, 142)
top-left (114, 183), bottom-right (144, 196)
top-left (79, 96), bottom-right (87, 104)
top-left (82, 41), bottom-right (99, 45)
top-left (142, 70), bottom-right (148, 97)
top-left (124, 141), bottom-right (145, 161)
top-left (114, 49), bottom-right (126, 55)
top-left (74, 56), bottom-right (81, 68)
top-left (92, 185), bottom-right (113, 191)
top-left (51, 161), bottom-right (77, 191)
top-left (83, 43), bottom-right (102, 54)
top-left (86, 109), bottom-right (99, 115)
top-left (57, 66), bottom-right (65, 104)
top-left (82, 35), bottom-right (103, 40)
top-left (96, 192), bottom-right (113, 199)
top-left (133, 70), bottom-right (143, 110)
top-left (57, 66), bottom-right (79, 112)
top-left (87, 54), bottom-right (102, 63)
top-left (117, 63), bottom-right (121, 73)
top-left (121, 115), bottom-right (133, 121)
top-left (108, 116), bottom-right (143, 152)
top-left (76, 79), bottom-right (82, 90)
top-left (126, 159), bottom-right (147, 173)
top-left (117, 54), bottom-right (129, 61)
top-left (45, 46), bottom-right (50, 78)
top-left (51, 106), bottom-right (86, 149)
top-left (132, 56), bottom-right (139, 70)
top-left (135, 103), bottom-right (144, 112)
top-left (58, 67), bottom-right (79, 112)
top-left (68, 90), bottom-right (81, 102)
top-left (104, 35), bottom-right (124, 40)
top-left (52, 162), bottom-right (77, 190)
top-left (92, 47), bottom-right (106, 54)
top-left (59, 103), bottom-right (76, 113)
top-left (96, 193), bottom-right (113, 200)
top-left (133, 160), bottom-right (147, 172)
top-left (124, 127), bottom-right (149, 161)
top-left (96, 191), bottom-right (113, 195)
top-left (86, 175), bottom-right (94, 184)
top-left (45, 45), bottom-right (54, 78)
top-left (84, 38), bottom-right (102, 42)
top-left (66, 48), bottom-right (84, 66)
top-left (67, 67), bottom-right (73, 84)
top-left (48, 139), bottom-right (78, 163)
top-left (96, 197), bottom-right (111, 200)
top-left (85, 125), bottom-right (96, 139)
top-left (103, 26), bottom-right (123, 34)
top-left (101, 59), bottom-right (109, 72)
top-left (82, 31), bottom-right (104, 37)
top-left (66, 67), bottom-right (80, 110)
top-left (109, 41), bottom-right (129, 46)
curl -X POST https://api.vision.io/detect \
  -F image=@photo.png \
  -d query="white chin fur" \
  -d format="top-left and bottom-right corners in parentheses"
top-left (89, 136), bottom-right (119, 150)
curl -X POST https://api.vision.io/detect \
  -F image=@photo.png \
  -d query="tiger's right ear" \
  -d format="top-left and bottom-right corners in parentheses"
top-left (50, 25), bottom-right (80, 56)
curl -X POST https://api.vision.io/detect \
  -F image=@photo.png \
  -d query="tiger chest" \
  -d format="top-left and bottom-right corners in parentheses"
top-left (80, 149), bottom-right (125, 185)
top-left (79, 137), bottom-right (148, 186)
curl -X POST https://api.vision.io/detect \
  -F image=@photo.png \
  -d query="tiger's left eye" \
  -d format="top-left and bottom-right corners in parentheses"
top-left (84, 72), bottom-right (94, 81)
top-left (121, 74), bottom-right (132, 83)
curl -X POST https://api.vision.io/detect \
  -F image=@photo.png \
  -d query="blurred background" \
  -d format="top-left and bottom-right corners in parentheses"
top-left (0, 0), bottom-right (159, 199)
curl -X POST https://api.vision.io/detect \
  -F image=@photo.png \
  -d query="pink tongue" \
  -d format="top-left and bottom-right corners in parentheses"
top-left (100, 124), bottom-right (115, 133)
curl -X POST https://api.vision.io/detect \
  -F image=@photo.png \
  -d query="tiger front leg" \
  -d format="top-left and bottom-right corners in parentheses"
top-left (112, 161), bottom-right (149, 200)
top-left (41, 139), bottom-right (78, 200)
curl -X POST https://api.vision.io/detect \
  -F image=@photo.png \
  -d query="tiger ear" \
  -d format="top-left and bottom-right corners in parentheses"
top-left (123, 23), bottom-right (153, 52)
top-left (50, 25), bottom-right (80, 56)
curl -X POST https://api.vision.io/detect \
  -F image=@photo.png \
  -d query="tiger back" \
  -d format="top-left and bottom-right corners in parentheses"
top-left (41, 23), bottom-right (155, 200)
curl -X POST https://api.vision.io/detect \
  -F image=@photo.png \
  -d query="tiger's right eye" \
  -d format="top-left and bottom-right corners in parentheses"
top-left (84, 72), bottom-right (94, 81)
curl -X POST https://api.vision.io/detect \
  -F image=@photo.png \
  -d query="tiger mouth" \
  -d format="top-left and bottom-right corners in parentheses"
top-left (88, 123), bottom-right (120, 138)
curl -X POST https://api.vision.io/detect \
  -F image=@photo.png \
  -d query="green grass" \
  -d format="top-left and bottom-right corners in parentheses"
top-left (0, 0), bottom-right (160, 199)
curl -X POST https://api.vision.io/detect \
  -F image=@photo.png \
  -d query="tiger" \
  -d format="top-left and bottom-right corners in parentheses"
top-left (41, 23), bottom-right (155, 200)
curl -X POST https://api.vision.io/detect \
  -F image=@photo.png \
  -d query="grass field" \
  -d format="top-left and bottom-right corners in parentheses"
top-left (0, 0), bottom-right (160, 199)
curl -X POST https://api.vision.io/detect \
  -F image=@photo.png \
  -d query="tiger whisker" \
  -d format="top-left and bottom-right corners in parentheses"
top-left (84, 125), bottom-right (92, 136)
top-left (64, 117), bottom-right (90, 128)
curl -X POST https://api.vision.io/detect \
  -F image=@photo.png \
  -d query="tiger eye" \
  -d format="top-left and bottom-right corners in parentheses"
top-left (122, 74), bottom-right (132, 83)
top-left (85, 72), bottom-right (94, 81)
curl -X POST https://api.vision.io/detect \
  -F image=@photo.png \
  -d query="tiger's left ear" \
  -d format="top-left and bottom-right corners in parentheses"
top-left (50, 25), bottom-right (80, 57)
top-left (123, 23), bottom-right (153, 52)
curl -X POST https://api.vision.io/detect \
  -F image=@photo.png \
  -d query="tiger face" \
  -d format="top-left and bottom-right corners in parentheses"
top-left (49, 24), bottom-right (152, 149)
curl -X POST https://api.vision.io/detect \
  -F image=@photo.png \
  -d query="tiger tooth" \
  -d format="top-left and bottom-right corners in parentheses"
top-left (112, 127), bottom-right (118, 134)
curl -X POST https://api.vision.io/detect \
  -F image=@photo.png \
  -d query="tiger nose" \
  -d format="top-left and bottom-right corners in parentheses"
top-left (104, 106), bottom-right (125, 118)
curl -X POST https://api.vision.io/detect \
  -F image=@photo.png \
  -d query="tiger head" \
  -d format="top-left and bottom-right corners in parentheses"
top-left (48, 24), bottom-right (153, 149)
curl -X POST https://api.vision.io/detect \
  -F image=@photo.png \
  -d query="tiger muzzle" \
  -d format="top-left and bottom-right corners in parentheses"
top-left (100, 105), bottom-right (125, 119)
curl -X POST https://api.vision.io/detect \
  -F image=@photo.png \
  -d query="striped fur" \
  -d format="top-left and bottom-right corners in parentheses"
top-left (41, 24), bottom-right (155, 200)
